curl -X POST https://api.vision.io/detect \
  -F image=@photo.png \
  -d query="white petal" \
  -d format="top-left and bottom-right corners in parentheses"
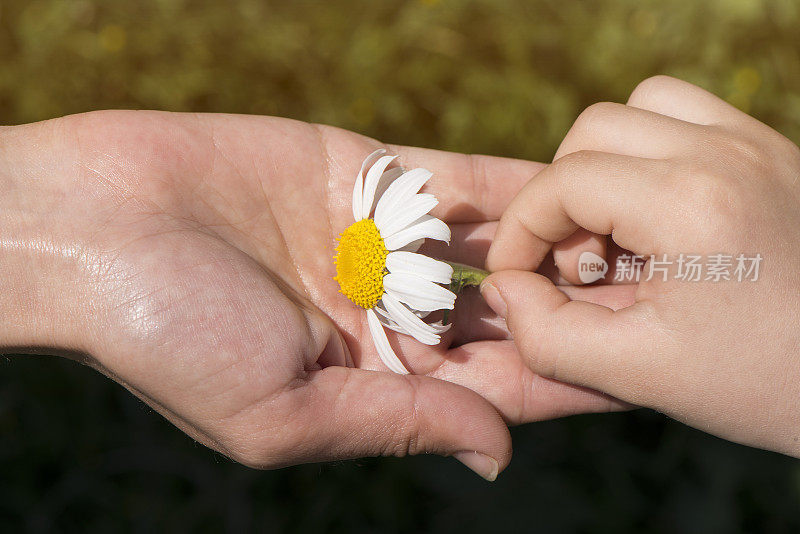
top-left (376, 313), bottom-right (411, 336)
top-left (386, 251), bottom-right (454, 284)
top-left (383, 215), bottom-right (451, 250)
top-left (374, 168), bottom-right (433, 228)
top-left (361, 155), bottom-right (397, 219)
top-left (377, 301), bottom-right (447, 337)
top-left (353, 149), bottom-right (385, 221)
top-left (374, 304), bottom-right (439, 336)
top-left (427, 321), bottom-right (453, 334)
top-left (381, 294), bottom-right (440, 345)
top-left (352, 173), bottom-right (363, 221)
top-left (366, 309), bottom-right (409, 374)
top-left (377, 194), bottom-right (439, 238)
top-left (373, 167), bottom-right (404, 208)
top-left (384, 273), bottom-right (456, 311)
top-left (373, 304), bottom-right (411, 336)
top-left (390, 302), bottom-right (433, 318)
top-left (377, 315), bottom-right (404, 334)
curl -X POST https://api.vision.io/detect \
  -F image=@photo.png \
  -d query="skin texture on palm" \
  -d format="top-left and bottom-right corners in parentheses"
top-left (0, 110), bottom-right (629, 477)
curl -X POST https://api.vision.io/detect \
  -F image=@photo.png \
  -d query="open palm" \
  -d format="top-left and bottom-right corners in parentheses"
top-left (9, 111), bottom-right (627, 476)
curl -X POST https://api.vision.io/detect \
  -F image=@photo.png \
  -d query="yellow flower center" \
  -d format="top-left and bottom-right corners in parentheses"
top-left (334, 218), bottom-right (388, 309)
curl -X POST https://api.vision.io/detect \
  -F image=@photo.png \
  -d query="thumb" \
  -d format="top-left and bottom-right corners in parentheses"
top-left (480, 270), bottom-right (658, 401)
top-left (268, 367), bottom-right (511, 481)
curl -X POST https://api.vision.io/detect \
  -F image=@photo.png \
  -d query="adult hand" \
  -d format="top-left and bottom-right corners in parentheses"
top-left (0, 111), bottom-right (623, 479)
top-left (485, 76), bottom-right (800, 456)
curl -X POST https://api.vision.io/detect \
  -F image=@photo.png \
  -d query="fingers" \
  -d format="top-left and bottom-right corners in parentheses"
top-left (553, 102), bottom-right (709, 160)
top-left (551, 229), bottom-right (607, 285)
top-left (486, 151), bottom-right (673, 272)
top-left (446, 281), bottom-right (638, 346)
top-left (430, 340), bottom-right (632, 425)
top-left (388, 144), bottom-right (546, 223)
top-left (480, 270), bottom-right (664, 401)
top-left (447, 288), bottom-right (510, 344)
top-left (271, 367), bottom-right (512, 481)
top-left (420, 221), bottom-right (592, 289)
top-left (627, 75), bottom-right (751, 125)
top-left (558, 283), bottom-right (638, 310)
top-left (486, 76), bottom-right (761, 276)
top-left (429, 283), bottom-right (638, 423)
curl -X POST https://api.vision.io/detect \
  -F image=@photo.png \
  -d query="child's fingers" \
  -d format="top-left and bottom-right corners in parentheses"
top-left (447, 289), bottom-right (510, 344)
top-left (421, 223), bottom-right (611, 288)
top-left (558, 282), bottom-right (638, 309)
top-left (432, 283), bottom-right (639, 425)
top-left (553, 102), bottom-right (709, 160)
top-left (551, 229), bottom-right (607, 285)
top-left (480, 270), bottom-right (665, 404)
top-left (447, 280), bottom-right (637, 346)
top-left (626, 75), bottom-right (751, 126)
top-left (486, 152), bottom-right (672, 273)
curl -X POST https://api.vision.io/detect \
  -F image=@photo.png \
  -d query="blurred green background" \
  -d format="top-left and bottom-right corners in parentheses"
top-left (1, 0), bottom-right (799, 532)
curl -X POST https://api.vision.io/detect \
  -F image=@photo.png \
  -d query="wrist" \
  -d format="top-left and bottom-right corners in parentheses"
top-left (0, 121), bottom-right (96, 354)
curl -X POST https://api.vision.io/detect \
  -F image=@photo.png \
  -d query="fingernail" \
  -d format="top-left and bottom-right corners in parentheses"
top-left (480, 282), bottom-right (507, 318)
top-left (454, 451), bottom-right (499, 482)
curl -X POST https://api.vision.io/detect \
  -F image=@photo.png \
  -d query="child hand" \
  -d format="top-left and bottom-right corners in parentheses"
top-left (484, 76), bottom-right (800, 456)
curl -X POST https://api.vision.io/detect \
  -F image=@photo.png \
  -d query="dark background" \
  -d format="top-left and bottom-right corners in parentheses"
top-left (1, 0), bottom-right (799, 532)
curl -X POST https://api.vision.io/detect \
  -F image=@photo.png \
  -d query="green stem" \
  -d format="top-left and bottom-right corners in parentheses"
top-left (442, 261), bottom-right (490, 325)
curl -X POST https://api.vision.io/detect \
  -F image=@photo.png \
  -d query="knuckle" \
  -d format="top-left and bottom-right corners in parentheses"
top-left (780, 134), bottom-right (800, 161)
top-left (572, 102), bottom-right (619, 135)
top-left (688, 173), bottom-right (725, 206)
top-left (381, 432), bottom-right (420, 458)
top-left (556, 103), bottom-right (619, 157)
top-left (628, 75), bottom-right (676, 105)
top-left (707, 130), bottom-right (766, 168)
top-left (696, 172), bottom-right (733, 205)
top-left (771, 134), bottom-right (800, 173)
top-left (670, 164), bottom-right (745, 237)
top-left (512, 316), bottom-right (556, 378)
top-left (552, 149), bottom-right (597, 172)
top-left (467, 153), bottom-right (490, 211)
top-left (699, 128), bottom-right (786, 186)
top-left (729, 135), bottom-right (764, 163)
top-left (549, 149), bottom-right (597, 192)
top-left (379, 378), bottom-right (425, 457)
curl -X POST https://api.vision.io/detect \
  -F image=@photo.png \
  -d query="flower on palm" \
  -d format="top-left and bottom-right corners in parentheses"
top-left (334, 149), bottom-right (456, 374)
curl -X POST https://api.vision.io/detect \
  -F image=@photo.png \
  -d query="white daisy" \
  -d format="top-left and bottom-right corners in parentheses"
top-left (334, 149), bottom-right (456, 374)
